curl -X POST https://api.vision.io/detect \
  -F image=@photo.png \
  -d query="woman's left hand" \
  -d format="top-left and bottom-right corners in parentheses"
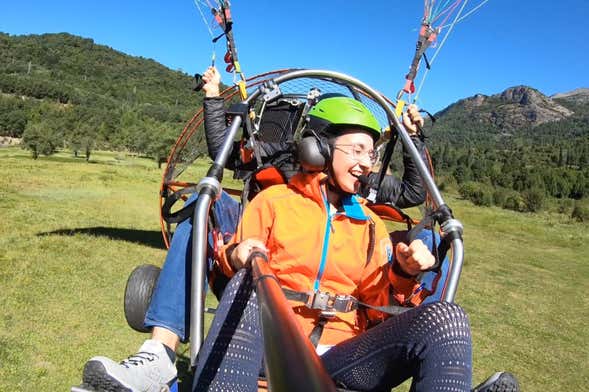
top-left (395, 239), bottom-right (435, 276)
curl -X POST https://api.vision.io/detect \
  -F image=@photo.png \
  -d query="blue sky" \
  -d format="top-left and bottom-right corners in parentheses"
top-left (2, 0), bottom-right (588, 113)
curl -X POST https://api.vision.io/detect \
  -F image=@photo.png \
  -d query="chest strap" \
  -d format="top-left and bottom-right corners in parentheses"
top-left (282, 288), bottom-right (410, 316)
top-left (283, 288), bottom-right (357, 314)
top-left (283, 287), bottom-right (411, 347)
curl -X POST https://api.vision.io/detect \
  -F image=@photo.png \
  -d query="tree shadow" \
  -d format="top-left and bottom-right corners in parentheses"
top-left (38, 227), bottom-right (166, 250)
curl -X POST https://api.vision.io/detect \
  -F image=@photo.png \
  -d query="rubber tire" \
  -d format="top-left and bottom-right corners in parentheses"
top-left (124, 264), bottom-right (161, 333)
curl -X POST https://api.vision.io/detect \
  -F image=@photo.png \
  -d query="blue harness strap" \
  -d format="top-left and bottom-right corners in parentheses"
top-left (313, 193), bottom-right (371, 292)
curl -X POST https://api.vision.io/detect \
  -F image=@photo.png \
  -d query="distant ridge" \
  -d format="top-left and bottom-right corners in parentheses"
top-left (551, 88), bottom-right (589, 104)
top-left (436, 85), bottom-right (574, 130)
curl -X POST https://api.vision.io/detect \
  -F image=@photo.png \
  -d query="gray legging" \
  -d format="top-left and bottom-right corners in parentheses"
top-left (193, 269), bottom-right (472, 392)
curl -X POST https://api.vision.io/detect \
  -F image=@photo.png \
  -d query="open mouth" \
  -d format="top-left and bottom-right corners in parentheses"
top-left (350, 171), bottom-right (368, 184)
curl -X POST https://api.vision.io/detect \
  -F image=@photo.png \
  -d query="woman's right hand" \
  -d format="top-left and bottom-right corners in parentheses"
top-left (230, 238), bottom-right (268, 270)
top-left (202, 66), bottom-right (221, 97)
top-left (402, 104), bottom-right (424, 136)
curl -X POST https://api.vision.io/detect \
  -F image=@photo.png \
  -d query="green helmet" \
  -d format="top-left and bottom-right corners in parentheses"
top-left (307, 96), bottom-right (382, 142)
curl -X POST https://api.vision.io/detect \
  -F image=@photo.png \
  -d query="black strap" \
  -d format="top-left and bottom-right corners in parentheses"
top-left (374, 134), bottom-right (398, 199)
top-left (407, 210), bottom-right (435, 244)
top-left (309, 317), bottom-right (329, 347)
top-left (357, 301), bottom-right (411, 316)
top-left (282, 288), bottom-right (410, 317)
top-left (366, 218), bottom-right (375, 267)
top-left (282, 288), bottom-right (309, 303)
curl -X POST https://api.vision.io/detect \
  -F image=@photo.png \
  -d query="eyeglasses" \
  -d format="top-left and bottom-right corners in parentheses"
top-left (333, 144), bottom-right (379, 166)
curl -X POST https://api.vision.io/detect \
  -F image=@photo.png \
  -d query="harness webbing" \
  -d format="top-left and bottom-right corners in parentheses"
top-left (309, 317), bottom-right (329, 348)
top-left (282, 288), bottom-right (411, 317)
top-left (313, 190), bottom-right (333, 292)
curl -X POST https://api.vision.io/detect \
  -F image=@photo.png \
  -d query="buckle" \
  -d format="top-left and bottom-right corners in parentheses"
top-left (306, 291), bottom-right (358, 314)
top-left (332, 294), bottom-right (357, 313)
top-left (307, 291), bottom-right (330, 310)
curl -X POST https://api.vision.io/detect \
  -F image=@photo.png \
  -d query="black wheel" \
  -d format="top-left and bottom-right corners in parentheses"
top-left (124, 264), bottom-right (161, 333)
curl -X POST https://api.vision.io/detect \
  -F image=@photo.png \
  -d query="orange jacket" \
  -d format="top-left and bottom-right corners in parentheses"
top-left (218, 171), bottom-right (421, 346)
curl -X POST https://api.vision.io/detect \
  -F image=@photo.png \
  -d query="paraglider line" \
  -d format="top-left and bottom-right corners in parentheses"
top-left (439, 0), bottom-right (490, 28)
top-left (414, 0), bottom-right (470, 102)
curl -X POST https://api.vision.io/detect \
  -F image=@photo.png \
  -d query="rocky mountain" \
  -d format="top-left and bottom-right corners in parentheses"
top-left (436, 86), bottom-right (576, 131)
top-left (551, 88), bottom-right (589, 104)
top-left (428, 85), bottom-right (588, 210)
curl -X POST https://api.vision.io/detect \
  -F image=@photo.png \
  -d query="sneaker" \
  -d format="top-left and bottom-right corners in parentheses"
top-left (472, 372), bottom-right (520, 392)
top-left (82, 339), bottom-right (177, 392)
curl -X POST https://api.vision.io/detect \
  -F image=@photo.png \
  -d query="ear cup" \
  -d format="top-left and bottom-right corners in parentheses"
top-left (297, 135), bottom-right (330, 172)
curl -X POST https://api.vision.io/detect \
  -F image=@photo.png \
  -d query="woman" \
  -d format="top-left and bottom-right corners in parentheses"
top-left (194, 96), bottom-right (472, 392)
top-left (201, 66), bottom-right (430, 206)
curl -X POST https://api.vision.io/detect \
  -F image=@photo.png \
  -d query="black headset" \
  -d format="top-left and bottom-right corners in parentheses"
top-left (296, 93), bottom-right (351, 172)
top-left (297, 129), bottom-right (332, 171)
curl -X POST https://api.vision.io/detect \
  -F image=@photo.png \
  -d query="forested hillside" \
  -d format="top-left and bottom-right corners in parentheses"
top-left (0, 32), bottom-right (204, 164)
top-left (1, 32), bottom-right (587, 219)
top-left (427, 86), bottom-right (588, 219)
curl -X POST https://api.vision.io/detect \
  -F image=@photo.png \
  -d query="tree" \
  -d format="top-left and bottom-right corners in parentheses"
top-left (579, 146), bottom-right (588, 168)
top-left (22, 121), bottom-right (57, 159)
top-left (571, 203), bottom-right (589, 222)
top-left (558, 145), bottom-right (565, 167)
top-left (503, 191), bottom-right (525, 212)
top-left (67, 119), bottom-right (97, 161)
top-left (80, 124), bottom-right (97, 162)
top-left (522, 188), bottom-right (545, 212)
top-left (570, 172), bottom-right (588, 199)
top-left (458, 181), bottom-right (493, 207)
top-left (147, 123), bottom-right (177, 168)
top-left (453, 165), bottom-right (471, 184)
top-left (0, 32), bottom-right (197, 154)
top-left (492, 187), bottom-right (509, 207)
top-left (0, 96), bottom-right (30, 137)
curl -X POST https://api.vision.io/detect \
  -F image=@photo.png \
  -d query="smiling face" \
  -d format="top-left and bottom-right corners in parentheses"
top-left (330, 129), bottom-right (374, 194)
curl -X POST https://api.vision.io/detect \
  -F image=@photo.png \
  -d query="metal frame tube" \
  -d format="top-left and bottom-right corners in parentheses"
top-left (212, 116), bottom-right (244, 167)
top-left (189, 116), bottom-right (243, 366)
top-left (445, 239), bottom-right (464, 301)
top-left (189, 190), bottom-right (212, 366)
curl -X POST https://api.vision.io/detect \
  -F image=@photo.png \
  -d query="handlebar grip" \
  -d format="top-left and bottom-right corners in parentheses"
top-left (193, 73), bottom-right (205, 92)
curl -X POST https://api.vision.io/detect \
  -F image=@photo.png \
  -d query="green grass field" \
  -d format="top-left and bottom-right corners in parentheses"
top-left (1, 147), bottom-right (587, 391)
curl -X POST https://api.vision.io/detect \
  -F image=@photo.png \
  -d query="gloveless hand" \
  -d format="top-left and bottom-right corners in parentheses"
top-left (402, 104), bottom-right (424, 135)
top-left (230, 238), bottom-right (268, 270)
top-left (395, 239), bottom-right (434, 276)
